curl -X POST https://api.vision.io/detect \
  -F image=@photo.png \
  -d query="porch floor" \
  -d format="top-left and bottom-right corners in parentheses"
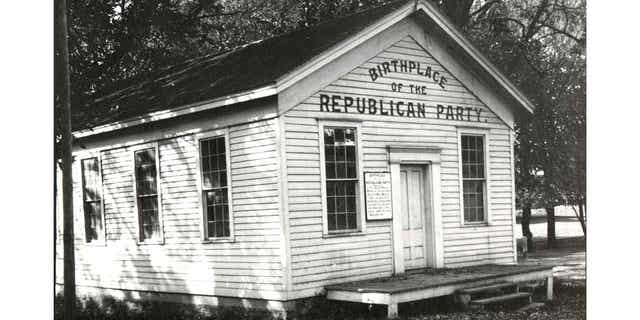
top-left (325, 264), bottom-right (554, 319)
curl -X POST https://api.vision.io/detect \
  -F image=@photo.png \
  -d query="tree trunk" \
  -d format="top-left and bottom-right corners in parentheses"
top-left (521, 204), bottom-right (534, 252)
top-left (55, 0), bottom-right (76, 318)
top-left (546, 206), bottom-right (556, 249)
top-left (578, 200), bottom-right (586, 237)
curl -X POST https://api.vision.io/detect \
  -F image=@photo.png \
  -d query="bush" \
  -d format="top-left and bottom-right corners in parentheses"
top-left (54, 283), bottom-right (585, 320)
top-left (54, 294), bottom-right (282, 320)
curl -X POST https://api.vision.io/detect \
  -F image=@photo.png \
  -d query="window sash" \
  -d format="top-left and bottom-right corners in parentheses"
top-left (462, 180), bottom-right (485, 222)
top-left (323, 127), bottom-right (359, 232)
top-left (203, 188), bottom-right (230, 238)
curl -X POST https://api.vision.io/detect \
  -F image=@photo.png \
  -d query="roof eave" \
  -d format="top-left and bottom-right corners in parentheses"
top-left (73, 84), bottom-right (277, 138)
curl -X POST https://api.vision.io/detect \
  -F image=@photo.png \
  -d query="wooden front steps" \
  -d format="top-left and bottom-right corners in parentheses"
top-left (458, 282), bottom-right (517, 295)
top-left (456, 281), bottom-right (534, 310)
top-left (325, 264), bottom-right (554, 319)
top-left (470, 292), bottom-right (532, 306)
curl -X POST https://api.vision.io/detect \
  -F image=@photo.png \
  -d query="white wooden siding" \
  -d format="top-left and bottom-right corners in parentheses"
top-left (284, 36), bottom-right (515, 298)
top-left (55, 118), bottom-right (287, 300)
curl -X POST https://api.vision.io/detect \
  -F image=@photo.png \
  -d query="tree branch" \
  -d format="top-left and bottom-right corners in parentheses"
top-left (492, 17), bottom-right (526, 38)
top-left (539, 23), bottom-right (585, 44)
top-left (197, 9), bottom-right (252, 19)
top-left (523, 0), bottom-right (549, 41)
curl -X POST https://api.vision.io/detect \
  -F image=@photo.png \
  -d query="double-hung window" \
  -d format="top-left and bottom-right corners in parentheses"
top-left (199, 135), bottom-right (232, 239)
top-left (81, 157), bottom-right (104, 243)
top-left (323, 126), bottom-right (359, 232)
top-left (134, 147), bottom-right (162, 242)
top-left (460, 134), bottom-right (487, 223)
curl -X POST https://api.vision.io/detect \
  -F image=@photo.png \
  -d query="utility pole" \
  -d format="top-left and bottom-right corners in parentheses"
top-left (54, 0), bottom-right (75, 318)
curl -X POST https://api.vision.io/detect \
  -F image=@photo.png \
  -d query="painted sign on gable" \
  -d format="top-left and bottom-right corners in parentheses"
top-left (318, 58), bottom-right (487, 123)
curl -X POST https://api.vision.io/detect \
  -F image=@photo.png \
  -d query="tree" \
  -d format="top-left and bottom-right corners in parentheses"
top-left (64, 0), bottom-right (586, 251)
top-left (453, 0), bottom-right (586, 248)
top-left (55, 0), bottom-right (76, 318)
top-left (67, 0), bottom-right (309, 127)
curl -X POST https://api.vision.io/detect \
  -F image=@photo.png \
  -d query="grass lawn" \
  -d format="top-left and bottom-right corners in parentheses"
top-left (55, 281), bottom-right (585, 320)
top-left (55, 245), bottom-right (586, 320)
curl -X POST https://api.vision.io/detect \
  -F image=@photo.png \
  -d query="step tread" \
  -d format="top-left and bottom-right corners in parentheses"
top-left (459, 282), bottom-right (516, 294)
top-left (470, 292), bottom-right (532, 305)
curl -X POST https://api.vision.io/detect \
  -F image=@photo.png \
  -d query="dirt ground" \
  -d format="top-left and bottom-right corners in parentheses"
top-left (520, 247), bottom-right (586, 286)
top-left (403, 246), bottom-right (587, 320)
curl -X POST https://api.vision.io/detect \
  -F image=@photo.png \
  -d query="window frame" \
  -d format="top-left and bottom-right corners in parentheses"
top-left (318, 120), bottom-right (366, 236)
top-left (80, 154), bottom-right (107, 246)
top-left (195, 129), bottom-right (235, 243)
top-left (457, 128), bottom-right (491, 226)
top-left (131, 142), bottom-right (165, 245)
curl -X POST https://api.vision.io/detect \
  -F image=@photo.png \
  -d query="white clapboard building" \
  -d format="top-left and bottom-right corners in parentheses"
top-left (56, 0), bottom-right (536, 312)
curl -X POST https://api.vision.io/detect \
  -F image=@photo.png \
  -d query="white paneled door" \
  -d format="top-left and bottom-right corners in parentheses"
top-left (400, 165), bottom-right (431, 270)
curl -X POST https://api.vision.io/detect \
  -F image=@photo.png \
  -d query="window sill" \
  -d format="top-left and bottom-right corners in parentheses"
top-left (201, 238), bottom-right (235, 244)
top-left (136, 239), bottom-right (165, 246)
top-left (322, 231), bottom-right (365, 238)
top-left (84, 241), bottom-right (107, 247)
top-left (461, 222), bottom-right (489, 228)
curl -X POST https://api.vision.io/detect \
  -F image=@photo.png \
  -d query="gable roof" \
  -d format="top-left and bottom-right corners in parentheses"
top-left (74, 0), bottom-right (535, 137)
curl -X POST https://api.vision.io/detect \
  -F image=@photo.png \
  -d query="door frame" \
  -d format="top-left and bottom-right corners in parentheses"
top-left (388, 146), bottom-right (444, 274)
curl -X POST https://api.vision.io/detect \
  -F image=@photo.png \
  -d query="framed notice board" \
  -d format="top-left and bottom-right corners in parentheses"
top-left (364, 172), bottom-right (393, 221)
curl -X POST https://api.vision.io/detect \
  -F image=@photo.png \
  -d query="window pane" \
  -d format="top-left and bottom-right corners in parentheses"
top-left (335, 196), bottom-right (346, 212)
top-left (344, 128), bottom-right (355, 144)
top-left (324, 129), bottom-right (335, 145)
top-left (325, 163), bottom-right (336, 179)
top-left (346, 196), bottom-right (356, 212)
top-left (347, 212), bottom-right (357, 230)
top-left (328, 214), bottom-right (337, 231)
top-left (135, 149), bottom-right (155, 164)
top-left (325, 146), bottom-right (335, 162)
top-left (219, 171), bottom-right (227, 188)
top-left (335, 128), bottom-right (345, 143)
top-left (217, 155), bottom-right (226, 170)
top-left (336, 214), bottom-right (347, 230)
top-left (336, 162), bottom-right (346, 178)
top-left (336, 146), bottom-right (345, 161)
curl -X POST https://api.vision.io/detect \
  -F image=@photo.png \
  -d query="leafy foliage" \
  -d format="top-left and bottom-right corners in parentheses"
top-left (61, 0), bottom-right (586, 232)
top-left (461, 0), bottom-right (586, 234)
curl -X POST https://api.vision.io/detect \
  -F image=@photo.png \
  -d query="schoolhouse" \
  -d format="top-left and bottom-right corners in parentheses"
top-left (56, 0), bottom-right (537, 314)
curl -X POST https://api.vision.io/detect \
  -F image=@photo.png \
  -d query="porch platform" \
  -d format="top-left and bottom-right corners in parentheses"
top-left (325, 264), bottom-right (554, 319)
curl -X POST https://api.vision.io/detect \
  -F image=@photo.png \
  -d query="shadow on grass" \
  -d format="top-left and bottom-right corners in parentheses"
top-left (54, 294), bottom-right (283, 320)
top-left (55, 282), bottom-right (585, 320)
